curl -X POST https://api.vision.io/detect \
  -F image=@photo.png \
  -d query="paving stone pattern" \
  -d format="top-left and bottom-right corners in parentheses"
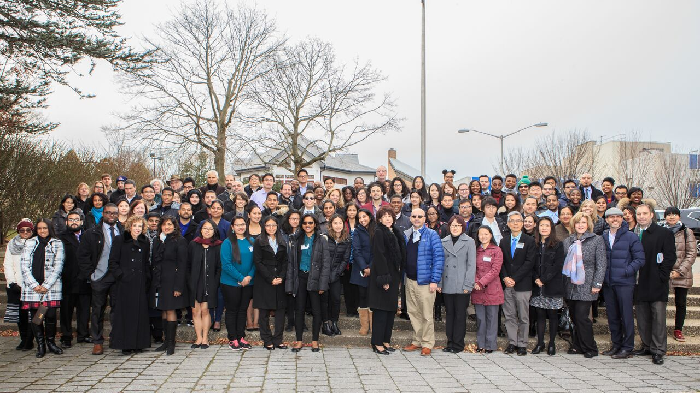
top-left (0, 338), bottom-right (698, 392)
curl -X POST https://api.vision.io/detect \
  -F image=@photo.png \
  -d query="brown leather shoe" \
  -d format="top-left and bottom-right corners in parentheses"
top-left (421, 348), bottom-right (431, 356)
top-left (92, 344), bottom-right (103, 355)
top-left (403, 344), bottom-right (421, 352)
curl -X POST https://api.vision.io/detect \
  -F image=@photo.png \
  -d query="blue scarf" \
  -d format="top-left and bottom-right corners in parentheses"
top-left (91, 206), bottom-right (104, 223)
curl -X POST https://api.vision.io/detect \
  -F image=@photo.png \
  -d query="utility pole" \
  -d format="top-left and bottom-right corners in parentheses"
top-left (420, 0), bottom-right (426, 177)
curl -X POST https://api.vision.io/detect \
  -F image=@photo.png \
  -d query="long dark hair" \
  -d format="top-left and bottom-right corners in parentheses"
top-left (412, 176), bottom-right (429, 201)
top-left (34, 218), bottom-right (56, 239)
top-left (357, 208), bottom-right (376, 242)
top-left (535, 216), bottom-right (558, 248)
top-left (199, 219), bottom-right (221, 241)
top-left (477, 225), bottom-right (497, 247)
top-left (281, 209), bottom-right (301, 235)
top-left (389, 177), bottom-right (409, 199)
top-left (159, 216), bottom-right (182, 238)
top-left (259, 216), bottom-right (283, 246)
top-left (428, 183), bottom-right (442, 204)
top-left (227, 216), bottom-right (252, 264)
top-left (341, 186), bottom-right (356, 204)
top-left (58, 194), bottom-right (76, 212)
top-left (503, 192), bottom-right (522, 213)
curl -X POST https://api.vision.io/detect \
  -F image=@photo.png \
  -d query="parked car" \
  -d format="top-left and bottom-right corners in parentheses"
top-left (680, 209), bottom-right (700, 254)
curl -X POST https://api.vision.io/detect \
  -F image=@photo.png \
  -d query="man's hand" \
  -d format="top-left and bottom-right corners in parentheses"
top-left (383, 284), bottom-right (389, 291)
top-left (272, 278), bottom-right (282, 286)
top-left (363, 268), bottom-right (370, 277)
top-left (429, 283), bottom-right (437, 293)
top-left (535, 278), bottom-right (543, 287)
top-left (174, 291), bottom-right (181, 297)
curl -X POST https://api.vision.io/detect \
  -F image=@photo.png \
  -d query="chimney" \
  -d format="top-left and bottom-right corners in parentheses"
top-left (388, 148), bottom-right (396, 179)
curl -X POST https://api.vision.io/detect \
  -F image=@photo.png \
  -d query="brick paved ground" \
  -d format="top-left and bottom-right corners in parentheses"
top-left (0, 338), bottom-right (697, 392)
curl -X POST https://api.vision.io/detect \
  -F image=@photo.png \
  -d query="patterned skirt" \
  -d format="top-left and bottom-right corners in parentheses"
top-left (21, 300), bottom-right (60, 310)
top-left (530, 295), bottom-right (563, 310)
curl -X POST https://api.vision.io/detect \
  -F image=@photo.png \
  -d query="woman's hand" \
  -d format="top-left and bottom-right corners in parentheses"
top-left (240, 276), bottom-right (252, 286)
top-left (272, 278), bottom-right (282, 286)
top-left (591, 288), bottom-right (600, 294)
top-left (670, 271), bottom-right (681, 279)
top-left (535, 278), bottom-right (543, 287)
top-left (474, 283), bottom-right (482, 291)
top-left (319, 290), bottom-right (325, 295)
top-left (174, 291), bottom-right (181, 297)
top-left (33, 285), bottom-right (46, 294)
top-left (363, 268), bottom-right (370, 277)
top-left (383, 284), bottom-right (389, 291)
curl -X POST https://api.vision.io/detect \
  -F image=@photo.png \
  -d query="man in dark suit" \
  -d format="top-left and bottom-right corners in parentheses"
top-left (499, 211), bottom-right (537, 356)
top-left (633, 203), bottom-right (676, 365)
top-left (579, 173), bottom-right (603, 201)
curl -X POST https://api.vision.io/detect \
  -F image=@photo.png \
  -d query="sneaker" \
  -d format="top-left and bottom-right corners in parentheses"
top-left (673, 329), bottom-right (686, 342)
top-left (229, 340), bottom-right (241, 351)
top-left (239, 338), bottom-right (252, 350)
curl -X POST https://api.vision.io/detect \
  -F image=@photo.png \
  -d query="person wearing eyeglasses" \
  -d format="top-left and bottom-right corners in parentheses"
top-left (4, 219), bottom-right (35, 351)
top-left (287, 214), bottom-right (330, 353)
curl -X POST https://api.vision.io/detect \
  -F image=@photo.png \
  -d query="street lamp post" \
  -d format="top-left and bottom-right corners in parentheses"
top-left (420, 0), bottom-right (426, 177)
top-left (149, 152), bottom-right (163, 178)
top-left (457, 123), bottom-right (548, 175)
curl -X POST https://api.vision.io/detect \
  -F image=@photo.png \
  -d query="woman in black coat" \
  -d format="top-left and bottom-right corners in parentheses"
top-left (188, 219), bottom-right (222, 349)
top-left (253, 216), bottom-right (289, 350)
top-left (322, 214), bottom-right (351, 337)
top-left (368, 206), bottom-right (406, 355)
top-left (530, 216), bottom-right (565, 355)
top-left (286, 213), bottom-right (331, 353)
top-left (108, 216), bottom-right (151, 354)
top-left (151, 216), bottom-right (188, 355)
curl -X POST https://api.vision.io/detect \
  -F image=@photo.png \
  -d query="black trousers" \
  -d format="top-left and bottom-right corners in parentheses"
top-left (259, 308), bottom-right (285, 346)
top-left (221, 284), bottom-right (252, 341)
top-left (535, 307), bottom-right (558, 346)
top-left (400, 272), bottom-right (407, 314)
top-left (370, 309), bottom-right (395, 346)
top-left (674, 287), bottom-right (688, 331)
top-left (295, 274), bottom-right (322, 342)
top-left (567, 299), bottom-right (597, 353)
top-left (444, 293), bottom-right (469, 351)
top-left (321, 280), bottom-right (342, 322)
top-left (341, 273), bottom-right (358, 315)
top-left (90, 274), bottom-right (116, 344)
top-left (286, 293), bottom-right (296, 327)
top-left (356, 285), bottom-right (368, 308)
top-left (60, 293), bottom-right (91, 342)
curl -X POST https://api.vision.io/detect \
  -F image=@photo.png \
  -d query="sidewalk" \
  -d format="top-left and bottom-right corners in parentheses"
top-left (0, 338), bottom-right (697, 392)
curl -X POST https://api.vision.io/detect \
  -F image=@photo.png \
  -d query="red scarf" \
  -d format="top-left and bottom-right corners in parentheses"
top-left (193, 236), bottom-right (223, 246)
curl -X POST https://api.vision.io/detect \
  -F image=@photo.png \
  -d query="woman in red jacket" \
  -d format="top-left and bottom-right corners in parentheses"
top-left (471, 225), bottom-right (504, 353)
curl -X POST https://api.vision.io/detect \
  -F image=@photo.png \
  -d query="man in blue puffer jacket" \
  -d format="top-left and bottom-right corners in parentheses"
top-left (601, 208), bottom-right (645, 359)
top-left (401, 208), bottom-right (445, 356)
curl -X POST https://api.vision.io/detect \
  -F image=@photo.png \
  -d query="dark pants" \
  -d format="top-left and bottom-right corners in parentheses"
top-left (90, 274), bottom-right (116, 344)
top-left (259, 308), bottom-right (285, 346)
top-left (400, 272), bottom-right (407, 314)
top-left (604, 285), bottom-right (635, 351)
top-left (295, 274), bottom-right (321, 342)
top-left (210, 288), bottom-right (225, 323)
top-left (444, 293), bottom-right (469, 351)
top-left (286, 293), bottom-right (296, 327)
top-left (60, 293), bottom-right (91, 343)
top-left (535, 307), bottom-right (558, 346)
top-left (636, 300), bottom-right (667, 355)
top-left (674, 287), bottom-right (688, 331)
top-left (567, 299), bottom-right (597, 354)
top-left (356, 285), bottom-right (368, 308)
top-left (221, 284), bottom-right (252, 341)
top-left (370, 309), bottom-right (395, 346)
top-left (321, 280), bottom-right (342, 322)
top-left (341, 272), bottom-right (358, 315)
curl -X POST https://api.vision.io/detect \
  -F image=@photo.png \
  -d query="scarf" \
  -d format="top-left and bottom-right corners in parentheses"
top-left (664, 222), bottom-right (682, 234)
top-left (91, 206), bottom-right (104, 224)
top-left (8, 235), bottom-right (27, 255)
top-left (562, 240), bottom-right (585, 285)
top-left (32, 236), bottom-right (50, 284)
top-left (193, 236), bottom-right (223, 246)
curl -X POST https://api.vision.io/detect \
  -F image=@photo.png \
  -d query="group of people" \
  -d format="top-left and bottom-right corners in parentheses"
top-left (3, 168), bottom-right (695, 366)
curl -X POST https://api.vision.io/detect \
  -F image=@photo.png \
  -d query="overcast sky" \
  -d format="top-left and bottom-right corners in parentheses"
top-left (44, 0), bottom-right (700, 179)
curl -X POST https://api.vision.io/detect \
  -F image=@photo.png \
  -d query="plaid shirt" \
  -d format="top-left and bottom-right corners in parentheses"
top-left (20, 238), bottom-right (64, 303)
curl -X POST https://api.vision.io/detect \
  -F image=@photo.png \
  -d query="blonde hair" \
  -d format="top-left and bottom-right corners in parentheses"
top-left (125, 215), bottom-right (146, 234)
top-left (326, 189), bottom-right (345, 208)
top-left (570, 211), bottom-right (593, 233)
top-left (76, 182), bottom-right (89, 195)
top-left (580, 200), bottom-right (599, 223)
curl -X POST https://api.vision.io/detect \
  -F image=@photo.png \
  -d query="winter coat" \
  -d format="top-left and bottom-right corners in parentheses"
top-left (368, 225), bottom-right (406, 312)
top-left (532, 241), bottom-right (565, 298)
top-left (108, 232), bottom-right (151, 350)
top-left (554, 222), bottom-right (571, 243)
top-left (253, 237), bottom-right (288, 310)
top-left (3, 236), bottom-right (27, 288)
top-left (20, 237), bottom-right (64, 303)
top-left (471, 244), bottom-right (504, 306)
top-left (58, 230), bottom-right (91, 295)
top-left (150, 234), bottom-right (189, 310)
top-left (403, 226), bottom-right (445, 285)
top-left (562, 232), bottom-right (607, 301)
top-left (187, 242), bottom-right (222, 307)
top-left (77, 220), bottom-right (124, 280)
top-left (467, 213), bottom-right (510, 242)
top-left (350, 224), bottom-right (372, 287)
top-left (670, 225), bottom-right (696, 288)
top-left (51, 209), bottom-right (69, 234)
top-left (327, 237), bottom-right (351, 284)
top-left (438, 233), bottom-right (476, 294)
top-left (498, 233), bottom-right (537, 292)
top-left (635, 222), bottom-right (676, 302)
top-left (286, 232), bottom-right (331, 295)
top-left (602, 224), bottom-right (645, 287)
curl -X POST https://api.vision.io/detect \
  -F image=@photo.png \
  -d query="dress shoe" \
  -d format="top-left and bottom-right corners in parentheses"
top-left (372, 345), bottom-right (389, 355)
top-left (265, 345), bottom-right (275, 350)
top-left (383, 345), bottom-right (395, 353)
top-left (611, 349), bottom-right (633, 359)
top-left (60, 340), bottom-right (72, 349)
top-left (92, 343), bottom-right (103, 355)
top-left (322, 321), bottom-right (335, 336)
top-left (517, 347), bottom-right (527, 356)
top-left (652, 354), bottom-right (664, 365)
top-left (547, 344), bottom-right (556, 356)
top-left (291, 345), bottom-right (302, 353)
top-left (403, 344), bottom-right (421, 352)
top-left (443, 347), bottom-right (455, 353)
top-left (421, 348), bottom-right (431, 356)
top-left (531, 344), bottom-right (544, 354)
top-left (276, 344), bottom-right (288, 350)
top-left (584, 351), bottom-right (598, 358)
top-left (77, 337), bottom-right (93, 344)
top-left (191, 343), bottom-right (201, 349)
top-left (602, 347), bottom-right (619, 356)
top-left (311, 345), bottom-right (320, 353)
top-left (632, 348), bottom-right (651, 356)
top-left (200, 344), bottom-right (209, 349)
top-left (504, 344), bottom-right (516, 354)
top-left (399, 312), bottom-right (410, 320)
top-left (567, 347), bottom-right (583, 355)
top-left (484, 349), bottom-right (493, 354)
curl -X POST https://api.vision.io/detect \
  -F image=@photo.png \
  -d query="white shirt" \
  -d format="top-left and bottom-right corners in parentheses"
top-left (608, 230), bottom-right (617, 248)
top-left (482, 216), bottom-right (503, 244)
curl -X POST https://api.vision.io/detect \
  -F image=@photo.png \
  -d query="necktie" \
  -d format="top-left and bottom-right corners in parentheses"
top-left (109, 226), bottom-right (115, 242)
top-left (639, 228), bottom-right (644, 241)
top-left (586, 188), bottom-right (590, 199)
top-left (511, 237), bottom-right (517, 258)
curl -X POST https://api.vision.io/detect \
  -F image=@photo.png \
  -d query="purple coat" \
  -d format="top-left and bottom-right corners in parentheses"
top-left (471, 244), bottom-right (504, 306)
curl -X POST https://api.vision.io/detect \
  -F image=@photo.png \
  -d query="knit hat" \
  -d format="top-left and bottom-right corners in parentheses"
top-left (16, 218), bottom-right (33, 232)
top-left (517, 175), bottom-right (531, 187)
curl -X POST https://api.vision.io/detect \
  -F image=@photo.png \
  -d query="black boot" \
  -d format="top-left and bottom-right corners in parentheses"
top-left (322, 321), bottom-right (334, 336)
top-left (154, 319), bottom-right (168, 351)
top-left (166, 321), bottom-right (177, 355)
top-left (332, 321), bottom-right (341, 336)
top-left (31, 323), bottom-right (46, 358)
top-left (45, 320), bottom-right (63, 355)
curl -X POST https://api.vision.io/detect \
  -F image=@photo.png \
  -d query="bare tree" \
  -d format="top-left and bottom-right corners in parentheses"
top-left (651, 152), bottom-right (700, 209)
top-left (609, 132), bottom-right (655, 188)
top-left (241, 37), bottom-right (400, 174)
top-left (110, 0), bottom-right (284, 176)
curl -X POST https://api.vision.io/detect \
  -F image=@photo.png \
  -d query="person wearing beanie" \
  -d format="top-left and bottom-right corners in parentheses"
top-left (109, 176), bottom-right (128, 204)
top-left (3, 219), bottom-right (35, 351)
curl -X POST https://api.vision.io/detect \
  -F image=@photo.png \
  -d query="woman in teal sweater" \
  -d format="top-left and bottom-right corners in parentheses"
top-left (220, 216), bottom-right (256, 351)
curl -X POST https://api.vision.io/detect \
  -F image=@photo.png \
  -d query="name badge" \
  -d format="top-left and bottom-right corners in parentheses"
top-left (301, 245), bottom-right (309, 250)
top-left (516, 243), bottom-right (524, 249)
top-left (249, 246), bottom-right (254, 252)
top-left (656, 253), bottom-right (663, 264)
top-left (483, 256), bottom-right (492, 262)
